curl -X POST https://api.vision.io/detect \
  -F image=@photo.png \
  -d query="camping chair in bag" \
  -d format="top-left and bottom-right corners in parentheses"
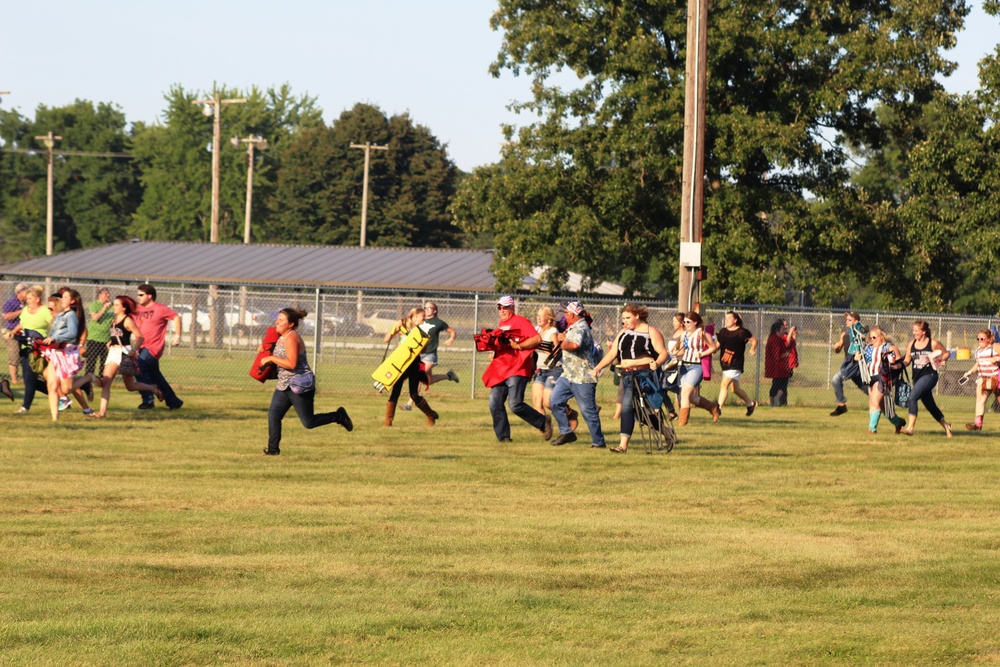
top-left (630, 371), bottom-right (676, 454)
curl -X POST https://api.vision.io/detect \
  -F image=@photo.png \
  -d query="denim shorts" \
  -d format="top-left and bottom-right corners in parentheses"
top-left (679, 363), bottom-right (704, 387)
top-left (533, 366), bottom-right (563, 389)
top-left (419, 351), bottom-right (438, 365)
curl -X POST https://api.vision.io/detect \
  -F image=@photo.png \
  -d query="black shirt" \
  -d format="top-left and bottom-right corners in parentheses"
top-left (716, 326), bottom-right (753, 372)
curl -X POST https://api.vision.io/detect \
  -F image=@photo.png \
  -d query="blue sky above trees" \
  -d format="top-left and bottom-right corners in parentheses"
top-left (1, 0), bottom-right (994, 172)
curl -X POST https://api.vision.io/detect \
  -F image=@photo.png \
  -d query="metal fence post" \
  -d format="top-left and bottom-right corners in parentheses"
top-left (471, 293), bottom-right (479, 400)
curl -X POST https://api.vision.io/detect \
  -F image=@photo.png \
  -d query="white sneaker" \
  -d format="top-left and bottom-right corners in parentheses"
top-left (14, 406), bottom-right (28, 414)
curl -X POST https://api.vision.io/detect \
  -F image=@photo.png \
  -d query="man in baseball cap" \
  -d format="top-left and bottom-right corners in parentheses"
top-left (549, 301), bottom-right (605, 447)
top-left (480, 295), bottom-right (553, 443)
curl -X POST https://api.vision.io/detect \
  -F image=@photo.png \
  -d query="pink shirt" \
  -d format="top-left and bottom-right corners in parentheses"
top-left (134, 302), bottom-right (178, 359)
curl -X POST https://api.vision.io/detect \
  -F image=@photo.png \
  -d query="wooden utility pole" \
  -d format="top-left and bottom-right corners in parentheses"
top-left (678, 0), bottom-right (709, 312)
top-left (349, 142), bottom-right (388, 247)
top-left (192, 94), bottom-right (246, 346)
top-left (33, 132), bottom-right (62, 256)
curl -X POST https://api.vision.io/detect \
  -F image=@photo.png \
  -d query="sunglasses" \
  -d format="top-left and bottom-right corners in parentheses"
top-left (683, 319), bottom-right (694, 324)
top-left (977, 337), bottom-right (988, 341)
top-left (497, 305), bottom-right (511, 310)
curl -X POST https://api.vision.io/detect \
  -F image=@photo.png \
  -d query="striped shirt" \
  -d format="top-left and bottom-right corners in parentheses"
top-left (975, 345), bottom-right (999, 378)
top-left (680, 329), bottom-right (705, 364)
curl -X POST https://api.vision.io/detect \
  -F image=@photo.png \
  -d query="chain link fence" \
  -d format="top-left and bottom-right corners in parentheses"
top-left (3, 279), bottom-right (996, 407)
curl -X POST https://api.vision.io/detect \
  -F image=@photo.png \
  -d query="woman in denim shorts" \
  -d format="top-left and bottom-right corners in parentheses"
top-left (531, 306), bottom-right (564, 423)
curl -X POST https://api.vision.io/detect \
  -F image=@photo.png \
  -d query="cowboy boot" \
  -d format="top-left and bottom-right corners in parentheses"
top-left (678, 407), bottom-right (690, 426)
top-left (385, 401), bottom-right (396, 427)
top-left (695, 396), bottom-right (721, 422)
top-left (414, 397), bottom-right (439, 426)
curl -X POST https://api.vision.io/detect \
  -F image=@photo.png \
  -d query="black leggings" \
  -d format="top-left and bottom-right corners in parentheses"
top-left (388, 362), bottom-right (423, 403)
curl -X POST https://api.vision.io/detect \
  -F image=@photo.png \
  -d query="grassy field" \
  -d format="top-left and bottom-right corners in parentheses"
top-left (0, 383), bottom-right (997, 665)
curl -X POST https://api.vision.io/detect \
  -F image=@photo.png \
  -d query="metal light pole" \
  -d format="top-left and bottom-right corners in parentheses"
top-left (192, 93), bottom-right (246, 346)
top-left (349, 142), bottom-right (388, 247)
top-left (34, 131), bottom-right (62, 256)
top-left (231, 135), bottom-right (268, 244)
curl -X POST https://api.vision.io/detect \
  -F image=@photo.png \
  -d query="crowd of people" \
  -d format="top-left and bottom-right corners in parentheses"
top-left (2, 283), bottom-right (183, 421)
top-left (4, 283), bottom-right (996, 451)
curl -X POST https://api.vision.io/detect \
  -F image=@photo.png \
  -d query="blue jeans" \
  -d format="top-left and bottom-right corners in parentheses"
top-left (136, 348), bottom-right (182, 409)
top-left (620, 369), bottom-right (663, 436)
top-left (489, 375), bottom-right (546, 441)
top-left (908, 371), bottom-right (944, 421)
top-left (549, 377), bottom-right (604, 446)
top-left (832, 357), bottom-right (866, 404)
top-left (267, 387), bottom-right (342, 453)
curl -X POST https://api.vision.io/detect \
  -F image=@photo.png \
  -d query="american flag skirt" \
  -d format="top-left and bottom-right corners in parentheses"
top-left (42, 344), bottom-right (82, 380)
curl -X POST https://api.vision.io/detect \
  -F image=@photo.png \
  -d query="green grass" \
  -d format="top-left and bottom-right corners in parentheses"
top-left (1, 386), bottom-right (997, 665)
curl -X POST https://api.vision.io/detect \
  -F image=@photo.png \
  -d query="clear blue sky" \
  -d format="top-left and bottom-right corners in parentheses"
top-left (1, 0), bottom-right (996, 172)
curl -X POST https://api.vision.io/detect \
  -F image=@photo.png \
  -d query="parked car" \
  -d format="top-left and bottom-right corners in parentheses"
top-left (322, 313), bottom-right (374, 337)
top-left (171, 305), bottom-right (212, 335)
top-left (362, 310), bottom-right (403, 336)
top-left (221, 304), bottom-right (270, 336)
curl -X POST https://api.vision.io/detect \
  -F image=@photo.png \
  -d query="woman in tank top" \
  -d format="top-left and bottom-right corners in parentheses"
top-left (88, 295), bottom-right (162, 418)
top-left (531, 306), bottom-right (564, 426)
top-left (670, 311), bottom-right (720, 426)
top-left (859, 326), bottom-right (905, 434)
top-left (900, 320), bottom-right (951, 437)
top-left (593, 304), bottom-right (669, 453)
top-left (260, 308), bottom-right (352, 455)
top-left (959, 328), bottom-right (1000, 431)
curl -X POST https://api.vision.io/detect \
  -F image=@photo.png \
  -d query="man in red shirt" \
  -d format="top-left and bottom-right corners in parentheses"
top-left (482, 295), bottom-right (552, 443)
top-left (134, 284), bottom-right (183, 410)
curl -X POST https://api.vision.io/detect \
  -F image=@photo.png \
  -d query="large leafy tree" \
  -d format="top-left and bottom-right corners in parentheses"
top-left (131, 83), bottom-right (322, 243)
top-left (453, 0), bottom-right (968, 301)
top-left (0, 100), bottom-right (140, 261)
top-left (270, 103), bottom-right (461, 247)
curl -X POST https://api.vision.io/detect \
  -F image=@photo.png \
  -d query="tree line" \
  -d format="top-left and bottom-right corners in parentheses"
top-left (2, 0), bottom-right (999, 314)
top-left (0, 84), bottom-right (464, 262)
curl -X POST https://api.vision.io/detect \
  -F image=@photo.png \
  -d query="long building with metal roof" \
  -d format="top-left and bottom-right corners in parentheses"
top-left (0, 241), bottom-right (626, 295)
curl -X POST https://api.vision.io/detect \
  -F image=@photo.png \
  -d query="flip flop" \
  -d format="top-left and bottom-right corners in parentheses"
top-left (610, 446), bottom-right (628, 454)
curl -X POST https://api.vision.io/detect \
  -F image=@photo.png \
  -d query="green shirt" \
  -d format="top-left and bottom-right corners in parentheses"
top-left (88, 299), bottom-right (113, 342)
top-left (19, 306), bottom-right (53, 335)
top-left (422, 316), bottom-right (450, 354)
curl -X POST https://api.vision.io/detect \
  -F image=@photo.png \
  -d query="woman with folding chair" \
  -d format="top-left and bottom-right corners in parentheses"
top-left (593, 304), bottom-right (673, 453)
top-left (859, 326), bottom-right (906, 434)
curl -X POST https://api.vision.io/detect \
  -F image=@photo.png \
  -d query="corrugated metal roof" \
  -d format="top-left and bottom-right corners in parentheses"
top-left (0, 241), bottom-right (626, 295)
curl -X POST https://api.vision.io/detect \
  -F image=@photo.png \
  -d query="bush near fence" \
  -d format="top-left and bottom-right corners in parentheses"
top-left (2, 280), bottom-right (994, 406)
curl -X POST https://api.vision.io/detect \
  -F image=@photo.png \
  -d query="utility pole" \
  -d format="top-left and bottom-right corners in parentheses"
top-left (231, 135), bottom-right (268, 244)
top-left (192, 94), bottom-right (247, 243)
top-left (192, 93), bottom-right (246, 346)
top-left (349, 142), bottom-right (388, 247)
top-left (231, 134), bottom-right (268, 338)
top-left (33, 131), bottom-right (62, 256)
top-left (678, 0), bottom-right (709, 313)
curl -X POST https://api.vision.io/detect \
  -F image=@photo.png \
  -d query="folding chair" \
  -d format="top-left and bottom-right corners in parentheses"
top-left (630, 372), bottom-right (677, 454)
